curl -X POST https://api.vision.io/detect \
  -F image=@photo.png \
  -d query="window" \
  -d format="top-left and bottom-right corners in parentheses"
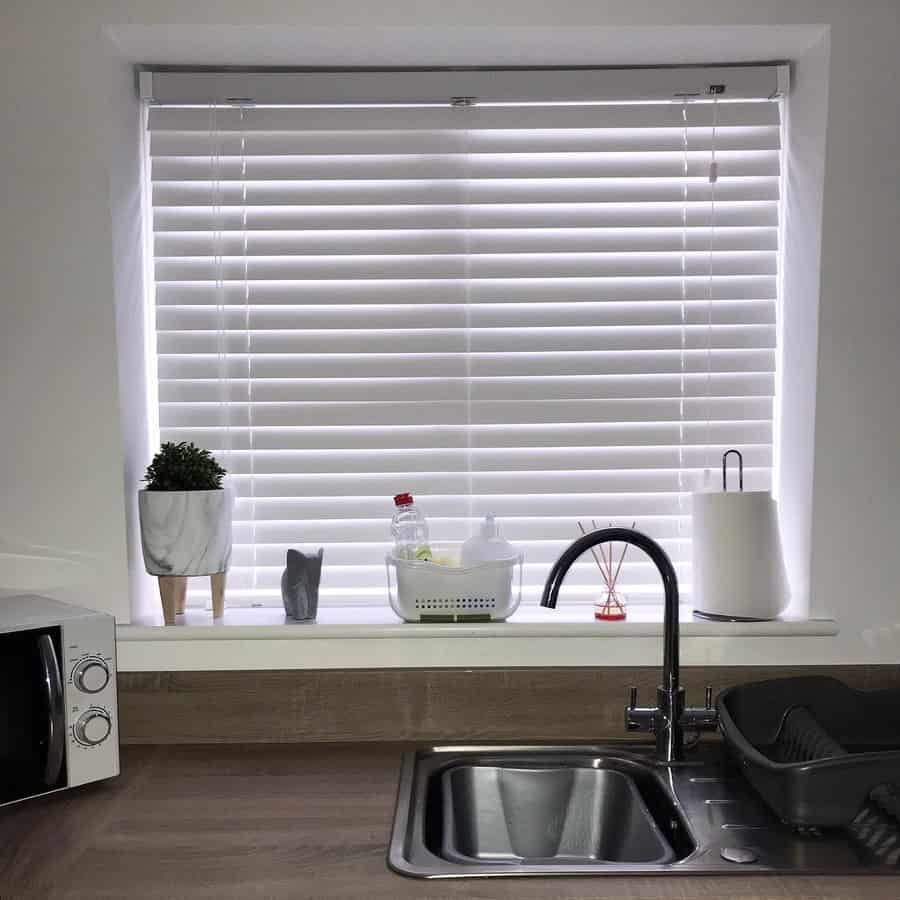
top-left (142, 67), bottom-right (784, 610)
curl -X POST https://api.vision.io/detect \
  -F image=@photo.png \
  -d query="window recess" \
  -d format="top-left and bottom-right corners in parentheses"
top-left (141, 64), bottom-right (786, 610)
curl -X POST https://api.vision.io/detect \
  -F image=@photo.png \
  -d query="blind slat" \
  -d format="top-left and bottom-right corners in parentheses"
top-left (154, 226), bottom-right (777, 257)
top-left (156, 324), bottom-right (775, 355)
top-left (158, 396), bottom-right (773, 429)
top-left (159, 372), bottom-right (775, 404)
top-left (223, 489), bottom-right (772, 520)
top-left (154, 253), bottom-right (776, 282)
top-left (150, 126), bottom-right (780, 157)
top-left (151, 150), bottom-right (781, 182)
top-left (155, 275), bottom-right (777, 306)
top-left (152, 178), bottom-right (778, 208)
top-left (153, 203), bottom-right (779, 233)
top-left (157, 299), bottom-right (776, 332)
top-left (227, 516), bottom-right (706, 544)
top-left (148, 101), bottom-right (780, 133)
top-left (221, 468), bottom-right (773, 500)
top-left (211, 444), bottom-right (772, 475)
top-left (158, 348), bottom-right (775, 381)
top-left (160, 420), bottom-right (774, 451)
top-left (231, 543), bottom-right (696, 568)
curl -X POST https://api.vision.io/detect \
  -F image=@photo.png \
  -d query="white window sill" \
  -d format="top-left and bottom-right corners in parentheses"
top-left (116, 605), bottom-right (838, 671)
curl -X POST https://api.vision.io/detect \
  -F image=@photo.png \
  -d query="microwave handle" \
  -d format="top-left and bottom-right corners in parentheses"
top-left (37, 634), bottom-right (65, 786)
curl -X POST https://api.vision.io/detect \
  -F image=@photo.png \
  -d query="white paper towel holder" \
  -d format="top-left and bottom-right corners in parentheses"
top-left (691, 449), bottom-right (789, 622)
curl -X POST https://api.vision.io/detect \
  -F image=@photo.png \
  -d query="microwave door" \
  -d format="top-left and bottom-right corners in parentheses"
top-left (36, 633), bottom-right (65, 786)
top-left (0, 628), bottom-right (67, 805)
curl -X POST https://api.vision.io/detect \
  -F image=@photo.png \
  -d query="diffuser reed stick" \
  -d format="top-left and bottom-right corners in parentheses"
top-left (578, 521), bottom-right (611, 588)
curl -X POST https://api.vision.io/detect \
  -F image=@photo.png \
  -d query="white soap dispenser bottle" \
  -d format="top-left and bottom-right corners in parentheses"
top-left (460, 514), bottom-right (518, 566)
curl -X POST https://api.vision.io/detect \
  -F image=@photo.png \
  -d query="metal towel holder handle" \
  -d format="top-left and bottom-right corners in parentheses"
top-left (722, 449), bottom-right (744, 492)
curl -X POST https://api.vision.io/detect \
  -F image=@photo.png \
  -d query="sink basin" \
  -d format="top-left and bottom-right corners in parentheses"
top-left (389, 743), bottom-right (900, 878)
top-left (442, 764), bottom-right (677, 864)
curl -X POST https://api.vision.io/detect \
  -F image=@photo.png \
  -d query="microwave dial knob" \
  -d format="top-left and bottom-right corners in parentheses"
top-left (72, 658), bottom-right (110, 694)
top-left (75, 709), bottom-right (112, 746)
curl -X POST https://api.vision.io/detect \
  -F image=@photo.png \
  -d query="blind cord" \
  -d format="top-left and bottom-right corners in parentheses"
top-left (210, 103), bottom-right (234, 613)
top-left (676, 100), bottom-right (689, 580)
top-left (705, 95), bottom-right (719, 471)
top-left (238, 104), bottom-right (258, 598)
top-left (460, 107), bottom-right (475, 538)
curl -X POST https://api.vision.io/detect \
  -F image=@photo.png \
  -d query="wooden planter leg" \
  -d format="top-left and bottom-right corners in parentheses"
top-left (211, 572), bottom-right (226, 619)
top-left (158, 576), bottom-right (180, 626)
top-left (176, 577), bottom-right (188, 616)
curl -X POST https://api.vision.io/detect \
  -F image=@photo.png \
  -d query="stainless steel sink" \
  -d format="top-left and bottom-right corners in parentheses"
top-left (389, 743), bottom-right (900, 878)
top-left (442, 764), bottom-right (677, 865)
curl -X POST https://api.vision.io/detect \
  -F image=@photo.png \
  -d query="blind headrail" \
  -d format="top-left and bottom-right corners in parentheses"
top-left (139, 64), bottom-right (789, 106)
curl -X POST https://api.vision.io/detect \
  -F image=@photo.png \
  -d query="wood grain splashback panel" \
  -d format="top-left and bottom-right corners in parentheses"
top-left (117, 666), bottom-right (900, 744)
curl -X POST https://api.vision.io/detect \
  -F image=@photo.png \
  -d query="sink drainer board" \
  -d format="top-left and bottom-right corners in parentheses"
top-left (718, 676), bottom-right (900, 827)
top-left (388, 744), bottom-right (900, 878)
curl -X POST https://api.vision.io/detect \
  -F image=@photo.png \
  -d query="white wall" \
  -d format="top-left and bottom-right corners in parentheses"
top-left (2, 1), bottom-right (899, 662)
top-left (804, 3), bottom-right (900, 659)
top-left (106, 50), bottom-right (159, 622)
top-left (776, 30), bottom-right (830, 616)
top-left (0, 14), bottom-right (131, 618)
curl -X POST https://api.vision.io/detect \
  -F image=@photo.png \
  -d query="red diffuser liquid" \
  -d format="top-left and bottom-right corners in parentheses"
top-left (595, 590), bottom-right (627, 621)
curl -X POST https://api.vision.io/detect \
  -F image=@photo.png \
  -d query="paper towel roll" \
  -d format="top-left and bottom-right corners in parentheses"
top-left (691, 491), bottom-right (789, 620)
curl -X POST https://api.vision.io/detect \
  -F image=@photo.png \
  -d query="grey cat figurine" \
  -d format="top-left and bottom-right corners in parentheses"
top-left (281, 548), bottom-right (324, 620)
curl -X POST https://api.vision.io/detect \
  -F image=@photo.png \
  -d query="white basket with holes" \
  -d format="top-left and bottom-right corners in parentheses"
top-left (385, 544), bottom-right (523, 622)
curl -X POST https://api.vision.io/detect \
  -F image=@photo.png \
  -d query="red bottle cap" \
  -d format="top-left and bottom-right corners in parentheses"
top-left (393, 492), bottom-right (414, 507)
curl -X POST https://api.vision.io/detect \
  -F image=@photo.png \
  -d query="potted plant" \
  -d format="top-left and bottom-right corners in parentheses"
top-left (138, 442), bottom-right (231, 624)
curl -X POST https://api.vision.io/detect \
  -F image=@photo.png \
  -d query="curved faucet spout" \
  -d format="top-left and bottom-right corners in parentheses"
top-left (541, 527), bottom-right (701, 762)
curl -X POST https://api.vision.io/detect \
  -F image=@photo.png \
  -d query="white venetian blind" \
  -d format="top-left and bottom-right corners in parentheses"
top-left (145, 72), bottom-right (781, 609)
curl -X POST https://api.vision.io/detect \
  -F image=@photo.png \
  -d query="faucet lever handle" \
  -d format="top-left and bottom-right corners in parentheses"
top-left (629, 686), bottom-right (638, 709)
top-left (705, 685), bottom-right (713, 709)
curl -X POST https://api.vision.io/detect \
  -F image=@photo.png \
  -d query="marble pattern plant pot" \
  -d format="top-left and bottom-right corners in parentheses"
top-left (138, 489), bottom-right (232, 623)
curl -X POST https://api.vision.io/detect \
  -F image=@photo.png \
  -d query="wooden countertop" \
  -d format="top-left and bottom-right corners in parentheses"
top-left (1, 744), bottom-right (898, 899)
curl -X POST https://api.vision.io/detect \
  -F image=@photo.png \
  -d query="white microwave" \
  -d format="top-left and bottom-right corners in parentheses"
top-left (0, 595), bottom-right (119, 806)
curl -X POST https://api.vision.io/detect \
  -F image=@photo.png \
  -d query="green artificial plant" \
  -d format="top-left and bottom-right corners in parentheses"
top-left (143, 441), bottom-right (227, 492)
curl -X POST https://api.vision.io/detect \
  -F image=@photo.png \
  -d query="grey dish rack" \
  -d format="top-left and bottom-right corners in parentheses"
top-left (718, 676), bottom-right (900, 827)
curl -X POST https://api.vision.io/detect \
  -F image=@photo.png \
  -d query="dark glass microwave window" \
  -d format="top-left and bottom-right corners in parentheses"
top-left (0, 627), bottom-right (67, 803)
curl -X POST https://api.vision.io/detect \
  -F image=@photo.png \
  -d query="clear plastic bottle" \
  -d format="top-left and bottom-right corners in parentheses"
top-left (391, 493), bottom-right (432, 561)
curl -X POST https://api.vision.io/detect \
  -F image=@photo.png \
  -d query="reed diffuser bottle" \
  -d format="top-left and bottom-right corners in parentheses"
top-left (578, 520), bottom-right (633, 621)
